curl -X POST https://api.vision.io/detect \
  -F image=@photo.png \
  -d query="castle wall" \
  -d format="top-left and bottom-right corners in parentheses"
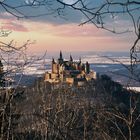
top-left (66, 78), bottom-right (74, 84)
top-left (45, 73), bottom-right (51, 80)
top-left (51, 73), bottom-right (59, 79)
top-left (52, 63), bottom-right (58, 74)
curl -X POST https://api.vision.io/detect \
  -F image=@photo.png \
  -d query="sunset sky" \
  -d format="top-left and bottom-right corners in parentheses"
top-left (0, 0), bottom-right (138, 53)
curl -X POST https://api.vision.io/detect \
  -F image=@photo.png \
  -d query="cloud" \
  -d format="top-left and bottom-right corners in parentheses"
top-left (46, 24), bottom-right (108, 37)
top-left (0, 12), bottom-right (15, 20)
top-left (0, 17), bottom-right (28, 32)
top-left (2, 22), bottom-right (28, 32)
top-left (30, 21), bottom-right (128, 39)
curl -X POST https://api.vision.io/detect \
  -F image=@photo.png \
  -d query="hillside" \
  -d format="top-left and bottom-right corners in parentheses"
top-left (1, 75), bottom-right (140, 140)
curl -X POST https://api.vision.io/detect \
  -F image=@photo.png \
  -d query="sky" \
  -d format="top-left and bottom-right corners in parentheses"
top-left (0, 0), bottom-right (138, 53)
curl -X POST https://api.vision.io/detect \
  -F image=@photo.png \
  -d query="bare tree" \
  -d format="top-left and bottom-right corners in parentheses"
top-left (93, 75), bottom-right (140, 140)
top-left (0, 29), bottom-right (47, 139)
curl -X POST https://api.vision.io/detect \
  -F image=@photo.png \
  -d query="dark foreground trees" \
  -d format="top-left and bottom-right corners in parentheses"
top-left (1, 76), bottom-right (139, 140)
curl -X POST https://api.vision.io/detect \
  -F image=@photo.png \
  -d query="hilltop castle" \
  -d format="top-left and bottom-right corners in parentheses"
top-left (45, 51), bottom-right (96, 86)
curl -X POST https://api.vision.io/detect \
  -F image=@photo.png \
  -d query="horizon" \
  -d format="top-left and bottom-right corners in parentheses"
top-left (27, 50), bottom-right (130, 59)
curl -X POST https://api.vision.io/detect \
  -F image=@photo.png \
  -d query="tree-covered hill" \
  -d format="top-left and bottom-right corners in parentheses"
top-left (1, 75), bottom-right (140, 140)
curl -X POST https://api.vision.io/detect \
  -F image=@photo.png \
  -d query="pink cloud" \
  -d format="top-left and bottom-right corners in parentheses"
top-left (0, 18), bottom-right (28, 32)
top-left (1, 21), bottom-right (28, 32)
top-left (0, 12), bottom-right (15, 20)
top-left (45, 24), bottom-right (109, 37)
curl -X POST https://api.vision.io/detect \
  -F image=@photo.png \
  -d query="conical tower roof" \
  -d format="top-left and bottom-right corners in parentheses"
top-left (60, 51), bottom-right (63, 59)
top-left (70, 54), bottom-right (73, 62)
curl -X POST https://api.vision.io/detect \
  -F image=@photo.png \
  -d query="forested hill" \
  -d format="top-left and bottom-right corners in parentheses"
top-left (1, 75), bottom-right (140, 140)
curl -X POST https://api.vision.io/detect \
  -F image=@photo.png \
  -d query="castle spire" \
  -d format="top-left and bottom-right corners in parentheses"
top-left (70, 54), bottom-right (73, 62)
top-left (60, 51), bottom-right (63, 59)
top-left (58, 51), bottom-right (63, 64)
top-left (52, 57), bottom-right (55, 63)
top-left (79, 57), bottom-right (81, 63)
top-left (85, 61), bottom-right (90, 74)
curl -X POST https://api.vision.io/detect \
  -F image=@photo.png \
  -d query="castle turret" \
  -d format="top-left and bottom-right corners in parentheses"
top-left (60, 51), bottom-right (63, 59)
top-left (58, 51), bottom-right (63, 64)
top-left (70, 54), bottom-right (73, 62)
top-left (79, 57), bottom-right (81, 64)
top-left (85, 61), bottom-right (90, 74)
top-left (52, 58), bottom-right (55, 64)
top-left (52, 58), bottom-right (58, 74)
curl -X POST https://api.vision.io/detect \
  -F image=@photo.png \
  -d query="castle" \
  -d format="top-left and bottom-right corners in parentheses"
top-left (45, 51), bottom-right (96, 86)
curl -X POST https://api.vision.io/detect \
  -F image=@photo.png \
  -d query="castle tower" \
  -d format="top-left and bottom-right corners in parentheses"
top-left (85, 61), bottom-right (90, 74)
top-left (52, 58), bottom-right (55, 64)
top-left (60, 51), bottom-right (62, 59)
top-left (70, 54), bottom-right (73, 62)
top-left (58, 51), bottom-right (63, 64)
top-left (52, 58), bottom-right (58, 74)
top-left (79, 57), bottom-right (81, 64)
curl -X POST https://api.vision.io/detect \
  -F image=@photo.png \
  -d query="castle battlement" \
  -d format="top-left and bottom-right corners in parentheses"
top-left (45, 51), bottom-right (96, 86)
